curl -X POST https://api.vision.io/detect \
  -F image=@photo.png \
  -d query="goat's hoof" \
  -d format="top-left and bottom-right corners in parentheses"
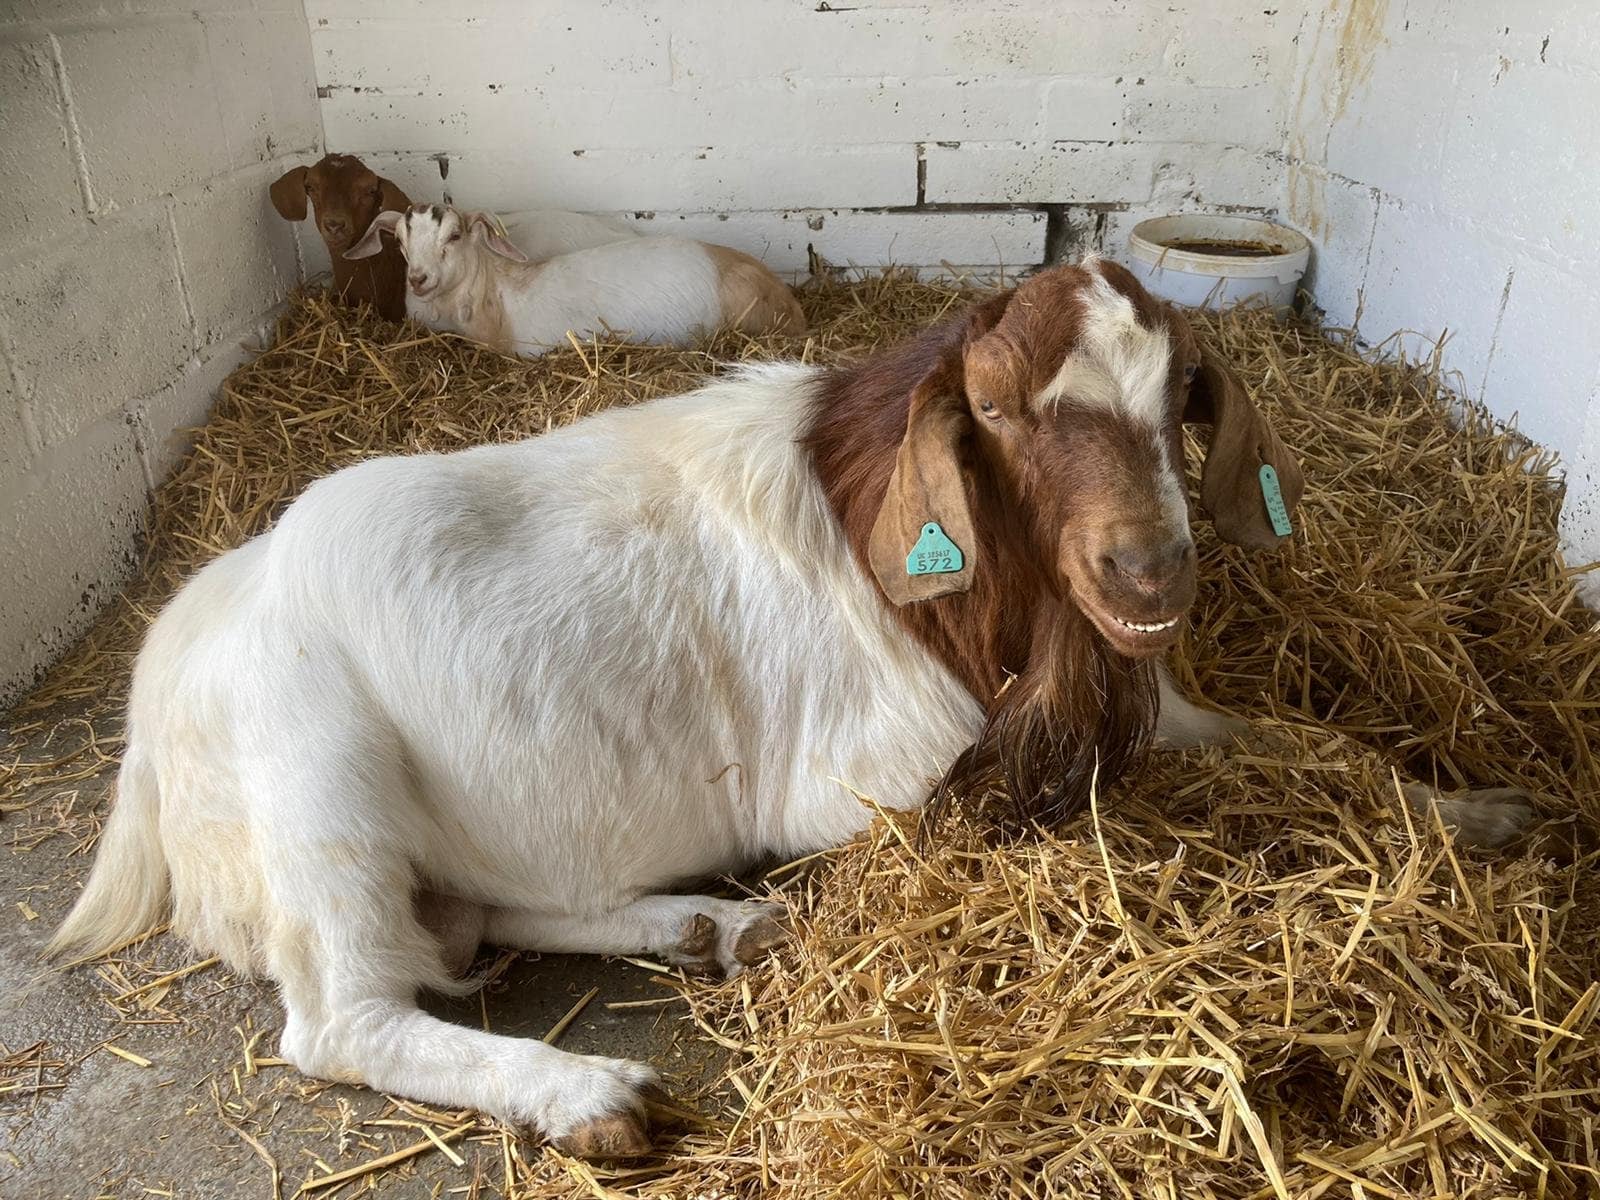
top-left (552, 1111), bottom-right (652, 1159)
top-left (676, 913), bottom-right (718, 961)
top-left (732, 912), bottom-right (790, 967)
top-left (668, 902), bottom-right (791, 978)
top-left (1231, 720), bottom-right (1297, 755)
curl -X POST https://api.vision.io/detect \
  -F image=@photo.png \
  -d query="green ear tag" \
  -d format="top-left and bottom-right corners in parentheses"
top-left (906, 522), bottom-right (964, 576)
top-left (1259, 464), bottom-right (1293, 537)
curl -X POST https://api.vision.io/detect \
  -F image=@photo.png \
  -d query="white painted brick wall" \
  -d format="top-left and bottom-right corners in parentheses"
top-left (3, 209), bottom-right (193, 447)
top-left (305, 0), bottom-right (1296, 273)
top-left (0, 1), bottom-right (320, 707)
top-left (615, 209), bottom-right (1047, 280)
top-left (1285, 0), bottom-right (1600, 601)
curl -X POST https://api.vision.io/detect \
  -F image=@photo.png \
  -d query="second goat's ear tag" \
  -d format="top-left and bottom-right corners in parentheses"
top-left (1259, 464), bottom-right (1293, 538)
top-left (906, 521), bottom-right (964, 576)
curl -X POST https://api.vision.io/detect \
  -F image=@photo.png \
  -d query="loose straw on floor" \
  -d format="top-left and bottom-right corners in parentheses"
top-left (6, 275), bottom-right (1598, 1199)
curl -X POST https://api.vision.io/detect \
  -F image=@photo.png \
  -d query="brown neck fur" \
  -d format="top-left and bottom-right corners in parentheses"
top-left (332, 244), bottom-right (408, 323)
top-left (803, 308), bottom-right (1157, 829)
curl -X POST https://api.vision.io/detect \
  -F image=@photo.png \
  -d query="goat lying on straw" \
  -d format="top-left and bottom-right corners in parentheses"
top-left (51, 258), bottom-right (1531, 1155)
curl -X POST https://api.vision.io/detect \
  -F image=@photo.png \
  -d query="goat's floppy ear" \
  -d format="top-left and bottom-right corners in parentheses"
top-left (377, 177), bottom-right (411, 214)
top-left (867, 352), bottom-right (977, 605)
top-left (269, 166), bottom-right (308, 221)
top-left (344, 210), bottom-right (402, 260)
top-left (1185, 349), bottom-right (1303, 549)
top-left (467, 212), bottom-right (529, 263)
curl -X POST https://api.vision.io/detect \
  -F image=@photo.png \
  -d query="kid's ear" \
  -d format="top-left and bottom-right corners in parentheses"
top-left (344, 210), bottom-right (403, 260)
top-left (269, 166), bottom-right (308, 221)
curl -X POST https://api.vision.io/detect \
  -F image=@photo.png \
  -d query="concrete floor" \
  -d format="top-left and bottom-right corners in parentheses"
top-left (1, 698), bottom-right (728, 1198)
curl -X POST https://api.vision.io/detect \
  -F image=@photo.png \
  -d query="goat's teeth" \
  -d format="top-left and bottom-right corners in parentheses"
top-left (1115, 615), bottom-right (1178, 633)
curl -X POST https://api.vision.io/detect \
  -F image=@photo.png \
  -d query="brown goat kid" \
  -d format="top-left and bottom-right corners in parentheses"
top-left (271, 154), bottom-right (410, 320)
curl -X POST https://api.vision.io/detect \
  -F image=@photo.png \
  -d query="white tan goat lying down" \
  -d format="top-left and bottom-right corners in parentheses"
top-left (345, 203), bottom-right (806, 356)
top-left (52, 259), bottom-right (1535, 1157)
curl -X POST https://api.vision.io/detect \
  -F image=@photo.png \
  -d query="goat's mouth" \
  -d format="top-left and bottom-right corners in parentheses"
top-left (1074, 591), bottom-right (1187, 657)
top-left (409, 282), bottom-right (435, 297)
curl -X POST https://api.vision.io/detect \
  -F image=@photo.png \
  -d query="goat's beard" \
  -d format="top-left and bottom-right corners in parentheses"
top-left (931, 600), bottom-right (1159, 832)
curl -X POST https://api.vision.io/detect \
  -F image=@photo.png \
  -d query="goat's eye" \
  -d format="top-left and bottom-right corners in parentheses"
top-left (977, 397), bottom-right (1001, 420)
top-left (1183, 363), bottom-right (1199, 384)
top-left (447, 232), bottom-right (461, 244)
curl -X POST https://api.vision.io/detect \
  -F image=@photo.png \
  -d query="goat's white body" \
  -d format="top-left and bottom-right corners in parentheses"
top-left (496, 209), bottom-right (636, 262)
top-left (407, 236), bottom-right (734, 356)
top-left (54, 357), bottom-right (1535, 1142)
top-left (66, 366), bottom-right (980, 1136)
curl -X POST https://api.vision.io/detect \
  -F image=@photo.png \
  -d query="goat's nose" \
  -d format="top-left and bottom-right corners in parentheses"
top-left (408, 272), bottom-right (427, 288)
top-left (1102, 537), bottom-right (1194, 595)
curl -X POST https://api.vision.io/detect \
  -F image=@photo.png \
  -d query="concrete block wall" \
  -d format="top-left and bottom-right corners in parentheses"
top-left (1284, 0), bottom-right (1600, 599)
top-left (304, 0), bottom-right (1304, 278)
top-left (1, 1), bottom-right (320, 707)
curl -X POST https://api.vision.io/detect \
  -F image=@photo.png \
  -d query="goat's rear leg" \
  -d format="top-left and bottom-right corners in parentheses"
top-left (273, 881), bottom-right (655, 1154)
top-left (485, 895), bottom-right (790, 978)
top-left (247, 748), bottom-right (653, 1152)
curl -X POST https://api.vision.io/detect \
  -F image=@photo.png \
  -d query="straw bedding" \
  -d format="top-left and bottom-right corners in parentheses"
top-left (6, 275), bottom-right (1599, 1198)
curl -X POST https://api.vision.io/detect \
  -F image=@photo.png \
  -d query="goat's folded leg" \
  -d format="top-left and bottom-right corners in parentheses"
top-left (280, 990), bottom-right (655, 1156)
top-left (1398, 782), bottom-right (1535, 849)
top-left (1154, 662), bottom-right (1250, 749)
top-left (254, 789), bottom-right (652, 1152)
top-left (1155, 664), bottom-right (1537, 850)
top-left (484, 895), bottom-right (790, 979)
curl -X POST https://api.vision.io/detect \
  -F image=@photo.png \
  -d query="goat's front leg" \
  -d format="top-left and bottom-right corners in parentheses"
top-left (1154, 662), bottom-right (1250, 749)
top-left (1397, 782), bottom-right (1534, 850)
top-left (485, 894), bottom-right (790, 979)
top-left (1154, 663), bottom-right (1536, 850)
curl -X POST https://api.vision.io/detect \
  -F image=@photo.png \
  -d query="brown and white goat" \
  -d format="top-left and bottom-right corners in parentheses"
top-left (52, 258), bottom-right (1532, 1156)
top-left (345, 203), bottom-right (806, 356)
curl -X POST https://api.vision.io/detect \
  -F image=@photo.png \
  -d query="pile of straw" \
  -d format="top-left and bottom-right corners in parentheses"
top-left (7, 276), bottom-right (1599, 1199)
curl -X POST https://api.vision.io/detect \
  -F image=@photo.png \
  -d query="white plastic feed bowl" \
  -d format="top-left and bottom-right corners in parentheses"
top-left (1125, 215), bottom-right (1310, 313)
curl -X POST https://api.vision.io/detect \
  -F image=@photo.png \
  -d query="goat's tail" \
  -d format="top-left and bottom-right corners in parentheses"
top-left (47, 740), bottom-right (169, 961)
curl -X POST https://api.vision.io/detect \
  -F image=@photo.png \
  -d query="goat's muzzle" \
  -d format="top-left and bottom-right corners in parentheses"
top-left (319, 218), bottom-right (352, 248)
top-left (1071, 530), bottom-right (1197, 658)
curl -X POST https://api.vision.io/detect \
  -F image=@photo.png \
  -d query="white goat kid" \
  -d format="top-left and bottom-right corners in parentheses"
top-left (346, 204), bottom-right (804, 357)
top-left (495, 209), bottom-right (636, 262)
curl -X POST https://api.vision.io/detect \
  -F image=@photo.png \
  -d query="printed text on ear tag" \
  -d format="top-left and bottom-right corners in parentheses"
top-left (906, 522), bottom-right (964, 576)
top-left (1258, 464), bottom-right (1293, 537)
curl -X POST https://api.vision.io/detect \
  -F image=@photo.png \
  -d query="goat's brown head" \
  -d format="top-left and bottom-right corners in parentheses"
top-left (867, 257), bottom-right (1303, 660)
top-left (270, 154), bottom-right (409, 256)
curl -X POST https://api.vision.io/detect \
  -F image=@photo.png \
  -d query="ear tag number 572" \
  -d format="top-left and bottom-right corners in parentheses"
top-left (906, 522), bottom-right (964, 576)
